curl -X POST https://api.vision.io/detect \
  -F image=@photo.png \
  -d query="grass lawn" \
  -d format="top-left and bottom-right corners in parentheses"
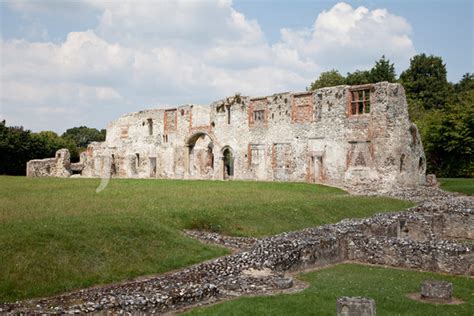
top-left (439, 178), bottom-right (474, 195)
top-left (185, 263), bottom-right (474, 316)
top-left (0, 176), bottom-right (412, 302)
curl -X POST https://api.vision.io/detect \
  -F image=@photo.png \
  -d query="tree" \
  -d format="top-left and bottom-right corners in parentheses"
top-left (398, 54), bottom-right (473, 177)
top-left (62, 126), bottom-right (106, 148)
top-left (308, 70), bottom-right (346, 90)
top-left (345, 70), bottom-right (371, 85)
top-left (370, 55), bottom-right (396, 83)
top-left (454, 73), bottom-right (474, 93)
top-left (0, 122), bottom-right (80, 175)
top-left (399, 54), bottom-right (451, 111)
top-left (0, 122), bottom-right (34, 175)
top-left (308, 56), bottom-right (397, 89)
top-left (419, 89), bottom-right (474, 177)
top-left (34, 131), bottom-right (78, 160)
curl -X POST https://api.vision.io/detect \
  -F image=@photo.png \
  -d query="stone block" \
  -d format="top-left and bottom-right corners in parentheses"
top-left (273, 277), bottom-right (293, 289)
top-left (336, 297), bottom-right (376, 316)
top-left (421, 280), bottom-right (452, 300)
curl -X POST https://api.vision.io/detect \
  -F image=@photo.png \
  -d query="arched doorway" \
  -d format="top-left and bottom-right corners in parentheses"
top-left (186, 133), bottom-right (214, 178)
top-left (222, 147), bottom-right (234, 179)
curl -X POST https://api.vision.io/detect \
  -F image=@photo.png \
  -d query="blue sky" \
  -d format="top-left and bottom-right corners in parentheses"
top-left (1, 0), bottom-right (473, 133)
top-left (234, 0), bottom-right (473, 80)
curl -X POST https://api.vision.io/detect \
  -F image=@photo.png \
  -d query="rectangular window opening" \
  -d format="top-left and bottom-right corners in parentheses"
top-left (253, 110), bottom-right (265, 122)
top-left (350, 88), bottom-right (371, 115)
top-left (147, 118), bottom-right (153, 135)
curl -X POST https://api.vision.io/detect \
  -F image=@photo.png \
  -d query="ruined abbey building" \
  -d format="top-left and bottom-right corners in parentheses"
top-left (27, 82), bottom-right (426, 192)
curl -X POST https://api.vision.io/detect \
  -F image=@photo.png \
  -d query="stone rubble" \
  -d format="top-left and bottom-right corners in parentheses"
top-left (183, 230), bottom-right (257, 250)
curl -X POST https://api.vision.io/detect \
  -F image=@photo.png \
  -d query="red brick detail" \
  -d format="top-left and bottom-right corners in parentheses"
top-left (346, 89), bottom-right (352, 117)
top-left (164, 109), bottom-right (177, 133)
top-left (271, 144), bottom-right (276, 170)
top-left (347, 84), bottom-right (374, 117)
top-left (247, 143), bottom-right (252, 166)
top-left (248, 97), bottom-right (268, 127)
top-left (189, 126), bottom-right (212, 135)
top-left (86, 146), bottom-right (94, 156)
top-left (120, 126), bottom-right (129, 139)
top-left (291, 93), bottom-right (314, 123)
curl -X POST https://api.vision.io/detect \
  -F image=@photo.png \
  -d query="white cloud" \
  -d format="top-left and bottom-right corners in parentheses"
top-left (279, 2), bottom-right (415, 72)
top-left (91, 0), bottom-right (264, 49)
top-left (1, 1), bottom-right (416, 132)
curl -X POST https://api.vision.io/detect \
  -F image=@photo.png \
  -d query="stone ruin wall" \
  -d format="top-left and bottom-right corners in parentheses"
top-left (27, 82), bottom-right (427, 191)
top-left (27, 149), bottom-right (72, 177)
top-left (254, 201), bottom-right (473, 276)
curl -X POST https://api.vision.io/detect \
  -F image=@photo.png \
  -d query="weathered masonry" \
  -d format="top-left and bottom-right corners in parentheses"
top-left (27, 82), bottom-right (426, 191)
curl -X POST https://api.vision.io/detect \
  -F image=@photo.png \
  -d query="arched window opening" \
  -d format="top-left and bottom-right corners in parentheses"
top-left (135, 153), bottom-right (140, 170)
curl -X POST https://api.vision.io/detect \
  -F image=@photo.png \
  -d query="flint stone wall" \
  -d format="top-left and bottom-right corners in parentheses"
top-left (26, 158), bottom-right (56, 177)
top-left (26, 82), bottom-right (426, 192)
top-left (26, 149), bottom-right (71, 177)
top-left (247, 199), bottom-right (473, 275)
top-left (347, 236), bottom-right (472, 275)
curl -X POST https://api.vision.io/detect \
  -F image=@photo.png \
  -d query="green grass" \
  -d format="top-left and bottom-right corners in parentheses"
top-left (439, 178), bottom-right (474, 195)
top-left (185, 263), bottom-right (474, 316)
top-left (0, 176), bottom-right (412, 302)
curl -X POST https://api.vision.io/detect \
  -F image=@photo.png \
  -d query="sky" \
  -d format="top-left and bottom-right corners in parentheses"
top-left (1, 0), bottom-right (473, 133)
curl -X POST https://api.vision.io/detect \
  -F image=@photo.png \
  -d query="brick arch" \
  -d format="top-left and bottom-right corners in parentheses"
top-left (185, 131), bottom-right (214, 147)
top-left (186, 132), bottom-right (215, 178)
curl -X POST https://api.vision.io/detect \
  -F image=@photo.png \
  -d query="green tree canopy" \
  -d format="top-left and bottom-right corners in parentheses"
top-left (34, 131), bottom-right (78, 160)
top-left (0, 121), bottom-right (80, 175)
top-left (399, 53), bottom-right (451, 111)
top-left (309, 56), bottom-right (397, 89)
top-left (0, 122), bottom-right (35, 175)
top-left (370, 55), bottom-right (396, 83)
top-left (308, 69), bottom-right (345, 90)
top-left (62, 126), bottom-right (106, 148)
top-left (345, 70), bottom-right (371, 86)
top-left (346, 56), bottom-right (396, 85)
top-left (418, 88), bottom-right (474, 177)
top-left (454, 73), bottom-right (474, 93)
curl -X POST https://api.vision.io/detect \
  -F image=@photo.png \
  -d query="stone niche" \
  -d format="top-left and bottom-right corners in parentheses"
top-left (336, 297), bottom-right (376, 316)
top-left (421, 280), bottom-right (453, 300)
